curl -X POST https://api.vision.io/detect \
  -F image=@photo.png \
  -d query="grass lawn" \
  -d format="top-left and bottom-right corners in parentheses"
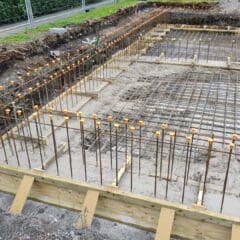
top-left (0, 0), bottom-right (216, 44)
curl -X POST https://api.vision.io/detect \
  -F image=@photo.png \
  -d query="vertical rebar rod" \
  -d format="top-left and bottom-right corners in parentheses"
top-left (108, 116), bottom-right (113, 169)
top-left (0, 134), bottom-right (8, 164)
top-left (154, 131), bottom-right (160, 197)
top-left (49, 115), bottom-right (59, 176)
top-left (186, 128), bottom-right (196, 184)
top-left (130, 126), bottom-right (135, 192)
top-left (33, 113), bottom-right (44, 170)
top-left (182, 136), bottom-right (191, 204)
top-left (3, 108), bottom-right (14, 155)
top-left (165, 132), bottom-right (174, 199)
top-left (138, 120), bottom-right (143, 176)
top-left (159, 124), bottom-right (166, 180)
top-left (80, 119), bottom-right (87, 181)
top-left (96, 121), bottom-right (103, 185)
top-left (93, 113), bottom-right (98, 167)
top-left (65, 117), bottom-right (73, 178)
top-left (220, 143), bottom-right (234, 212)
top-left (17, 110), bottom-right (31, 169)
top-left (201, 138), bottom-right (214, 205)
top-left (170, 130), bottom-right (177, 180)
top-left (124, 118), bottom-right (129, 161)
top-left (114, 123), bottom-right (119, 186)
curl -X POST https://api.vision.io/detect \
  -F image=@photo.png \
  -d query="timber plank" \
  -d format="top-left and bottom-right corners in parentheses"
top-left (155, 208), bottom-right (175, 240)
top-left (231, 224), bottom-right (240, 240)
top-left (10, 175), bottom-right (34, 215)
top-left (75, 190), bottom-right (99, 228)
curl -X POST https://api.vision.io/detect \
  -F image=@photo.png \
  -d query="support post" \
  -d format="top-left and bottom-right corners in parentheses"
top-left (25, 0), bottom-right (34, 28)
top-left (75, 190), bottom-right (99, 228)
top-left (155, 208), bottom-right (175, 240)
top-left (10, 175), bottom-right (35, 215)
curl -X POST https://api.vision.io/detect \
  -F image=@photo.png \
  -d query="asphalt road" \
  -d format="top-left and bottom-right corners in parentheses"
top-left (0, 0), bottom-right (114, 38)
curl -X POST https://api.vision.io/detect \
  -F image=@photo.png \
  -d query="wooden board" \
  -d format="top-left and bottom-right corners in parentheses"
top-left (155, 208), bottom-right (175, 240)
top-left (231, 224), bottom-right (240, 240)
top-left (10, 175), bottom-right (34, 215)
top-left (75, 190), bottom-right (99, 228)
top-left (0, 164), bottom-right (239, 240)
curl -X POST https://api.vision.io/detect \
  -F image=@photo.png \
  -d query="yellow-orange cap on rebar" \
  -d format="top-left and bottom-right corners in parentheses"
top-left (32, 112), bottom-right (37, 119)
top-left (76, 111), bottom-right (82, 118)
top-left (156, 131), bottom-right (160, 138)
top-left (64, 117), bottom-right (69, 123)
top-left (124, 118), bottom-right (129, 125)
top-left (161, 123), bottom-right (167, 130)
top-left (169, 132), bottom-right (174, 139)
top-left (229, 143), bottom-right (235, 149)
top-left (5, 108), bottom-right (11, 116)
top-left (92, 113), bottom-right (97, 120)
top-left (232, 133), bottom-right (237, 141)
top-left (17, 110), bottom-right (22, 116)
top-left (130, 126), bottom-right (135, 133)
top-left (47, 108), bottom-right (53, 113)
top-left (80, 119), bottom-right (85, 125)
top-left (34, 105), bottom-right (39, 111)
top-left (63, 110), bottom-right (68, 116)
top-left (138, 120), bottom-right (143, 127)
top-left (96, 121), bottom-right (101, 127)
top-left (186, 136), bottom-right (191, 143)
top-left (28, 87), bottom-right (33, 93)
top-left (191, 128), bottom-right (196, 134)
top-left (107, 116), bottom-right (113, 122)
top-left (208, 138), bottom-right (214, 145)
top-left (114, 123), bottom-right (120, 129)
top-left (0, 86), bottom-right (4, 91)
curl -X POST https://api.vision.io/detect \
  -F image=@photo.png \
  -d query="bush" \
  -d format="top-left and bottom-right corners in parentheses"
top-left (0, 0), bottom-right (103, 25)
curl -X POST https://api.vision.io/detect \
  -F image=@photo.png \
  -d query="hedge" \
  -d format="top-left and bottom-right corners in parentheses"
top-left (0, 0), bottom-right (101, 25)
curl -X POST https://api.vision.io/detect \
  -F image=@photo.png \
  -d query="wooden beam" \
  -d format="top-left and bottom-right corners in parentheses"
top-left (9, 175), bottom-right (34, 215)
top-left (155, 208), bottom-right (175, 240)
top-left (72, 90), bottom-right (98, 99)
top-left (231, 224), bottom-right (240, 240)
top-left (0, 164), bottom-right (239, 240)
top-left (75, 190), bottom-right (99, 228)
top-left (12, 134), bottom-right (47, 145)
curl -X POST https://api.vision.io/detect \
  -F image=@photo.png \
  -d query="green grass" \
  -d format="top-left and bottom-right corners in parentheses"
top-left (0, 0), bottom-right (138, 44)
top-left (0, 0), bottom-right (216, 44)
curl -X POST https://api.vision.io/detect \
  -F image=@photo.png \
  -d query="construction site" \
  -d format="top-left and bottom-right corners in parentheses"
top-left (0, 0), bottom-right (240, 239)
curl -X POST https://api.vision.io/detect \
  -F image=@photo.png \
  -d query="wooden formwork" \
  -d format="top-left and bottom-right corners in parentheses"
top-left (0, 164), bottom-right (239, 240)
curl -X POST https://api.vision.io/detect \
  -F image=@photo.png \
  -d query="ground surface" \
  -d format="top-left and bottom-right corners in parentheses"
top-left (0, 192), bottom-right (154, 240)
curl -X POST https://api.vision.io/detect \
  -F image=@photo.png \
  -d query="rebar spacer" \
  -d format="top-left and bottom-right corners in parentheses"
top-left (161, 123), bottom-right (167, 130)
top-left (191, 128), bottom-right (196, 135)
top-left (130, 126), bottom-right (135, 134)
top-left (138, 120), bottom-right (143, 127)
top-left (169, 132), bottom-right (174, 139)
top-left (5, 108), bottom-right (11, 116)
top-left (232, 133), bottom-right (237, 141)
top-left (186, 136), bottom-right (191, 143)
top-left (124, 118), bottom-right (129, 125)
top-left (107, 116), bottom-right (113, 122)
top-left (229, 143), bottom-right (235, 150)
top-left (156, 131), bottom-right (160, 138)
top-left (80, 119), bottom-right (85, 126)
top-left (92, 113), bottom-right (97, 120)
top-left (208, 138), bottom-right (214, 145)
